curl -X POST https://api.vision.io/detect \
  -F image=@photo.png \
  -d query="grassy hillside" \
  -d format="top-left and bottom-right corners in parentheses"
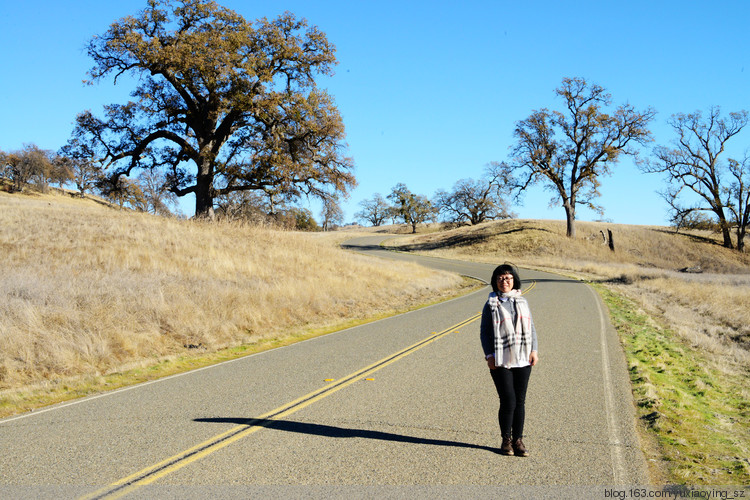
top-left (0, 190), bottom-right (466, 414)
top-left (383, 219), bottom-right (750, 486)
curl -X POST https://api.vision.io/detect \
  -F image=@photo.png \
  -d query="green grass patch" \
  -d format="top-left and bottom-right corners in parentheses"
top-left (595, 284), bottom-right (749, 486)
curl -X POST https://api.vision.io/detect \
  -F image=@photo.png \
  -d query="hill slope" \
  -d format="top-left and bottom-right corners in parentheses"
top-left (385, 218), bottom-right (750, 274)
top-left (0, 190), bottom-right (464, 399)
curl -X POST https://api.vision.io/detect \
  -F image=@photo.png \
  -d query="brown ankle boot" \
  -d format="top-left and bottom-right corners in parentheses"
top-left (512, 437), bottom-right (529, 457)
top-left (500, 435), bottom-right (513, 455)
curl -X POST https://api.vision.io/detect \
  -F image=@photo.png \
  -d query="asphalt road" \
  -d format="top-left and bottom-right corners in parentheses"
top-left (0, 236), bottom-right (648, 499)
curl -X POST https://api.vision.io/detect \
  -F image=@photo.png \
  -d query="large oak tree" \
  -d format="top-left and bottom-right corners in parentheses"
top-left (68, 0), bottom-right (355, 218)
top-left (507, 77), bottom-right (655, 237)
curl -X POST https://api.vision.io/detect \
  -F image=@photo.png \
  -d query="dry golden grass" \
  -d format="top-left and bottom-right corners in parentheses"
top-left (0, 191), bottom-right (464, 393)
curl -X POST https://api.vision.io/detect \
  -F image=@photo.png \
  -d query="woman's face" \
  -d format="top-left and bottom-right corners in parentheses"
top-left (497, 273), bottom-right (514, 294)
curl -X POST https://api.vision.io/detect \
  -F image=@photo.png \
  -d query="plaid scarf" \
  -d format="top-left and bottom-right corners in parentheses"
top-left (487, 290), bottom-right (532, 368)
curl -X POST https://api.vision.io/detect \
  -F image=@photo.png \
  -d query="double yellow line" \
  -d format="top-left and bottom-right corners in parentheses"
top-left (82, 312), bottom-right (482, 500)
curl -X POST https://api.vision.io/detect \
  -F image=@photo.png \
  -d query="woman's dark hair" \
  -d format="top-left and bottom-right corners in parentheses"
top-left (490, 263), bottom-right (521, 293)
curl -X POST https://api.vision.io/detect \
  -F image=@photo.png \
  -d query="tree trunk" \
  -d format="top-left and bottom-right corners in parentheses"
top-left (719, 222), bottom-right (734, 249)
top-left (564, 203), bottom-right (576, 238)
top-left (194, 161), bottom-right (215, 219)
top-left (712, 207), bottom-right (734, 249)
top-left (195, 194), bottom-right (215, 219)
top-left (195, 157), bottom-right (217, 220)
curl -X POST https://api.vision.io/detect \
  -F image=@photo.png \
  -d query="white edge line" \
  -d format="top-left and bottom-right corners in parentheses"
top-left (589, 284), bottom-right (627, 485)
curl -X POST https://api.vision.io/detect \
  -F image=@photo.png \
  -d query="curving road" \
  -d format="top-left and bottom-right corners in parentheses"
top-left (0, 236), bottom-right (648, 498)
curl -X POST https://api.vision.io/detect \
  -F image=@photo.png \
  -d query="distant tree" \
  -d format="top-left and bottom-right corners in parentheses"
top-left (320, 196), bottom-right (343, 231)
top-left (355, 193), bottom-right (390, 226)
top-left (49, 155), bottom-right (74, 188)
top-left (70, 0), bottom-right (355, 219)
top-left (506, 77), bottom-right (655, 238)
top-left (0, 150), bottom-right (12, 191)
top-left (293, 208), bottom-right (320, 231)
top-left (674, 211), bottom-right (721, 232)
top-left (642, 107), bottom-right (749, 251)
top-left (214, 189), bottom-right (319, 230)
top-left (137, 169), bottom-right (179, 216)
top-left (0, 149), bottom-right (6, 179)
top-left (2, 151), bottom-right (23, 191)
top-left (24, 145), bottom-right (56, 193)
top-left (3, 145), bottom-right (55, 193)
top-left (65, 157), bottom-right (100, 197)
top-left (275, 207), bottom-right (319, 231)
top-left (388, 183), bottom-right (435, 233)
top-left (215, 190), bottom-right (268, 221)
top-left (97, 175), bottom-right (146, 210)
top-left (434, 168), bottom-right (516, 225)
top-left (59, 137), bottom-right (107, 197)
top-left (727, 156), bottom-right (750, 252)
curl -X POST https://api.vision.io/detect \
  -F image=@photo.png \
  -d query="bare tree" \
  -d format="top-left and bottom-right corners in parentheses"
top-left (320, 196), bottom-right (343, 231)
top-left (507, 77), bottom-right (655, 237)
top-left (58, 138), bottom-right (106, 197)
top-left (642, 107), bottom-right (749, 251)
top-left (434, 167), bottom-right (515, 225)
top-left (213, 189), bottom-right (318, 230)
top-left (727, 156), bottom-right (750, 252)
top-left (215, 190), bottom-right (270, 221)
top-left (68, 157), bottom-right (100, 198)
top-left (136, 169), bottom-right (179, 216)
top-left (355, 193), bottom-right (390, 226)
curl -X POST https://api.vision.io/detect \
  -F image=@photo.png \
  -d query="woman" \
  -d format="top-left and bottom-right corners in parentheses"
top-left (480, 263), bottom-right (539, 457)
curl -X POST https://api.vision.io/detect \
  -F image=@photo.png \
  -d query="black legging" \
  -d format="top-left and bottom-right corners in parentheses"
top-left (490, 365), bottom-right (532, 439)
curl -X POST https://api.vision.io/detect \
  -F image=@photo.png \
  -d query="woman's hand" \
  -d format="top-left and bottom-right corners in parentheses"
top-left (529, 351), bottom-right (539, 366)
top-left (486, 354), bottom-right (497, 370)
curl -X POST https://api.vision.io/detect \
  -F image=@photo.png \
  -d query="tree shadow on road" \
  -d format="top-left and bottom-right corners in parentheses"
top-left (340, 243), bottom-right (386, 252)
top-left (194, 417), bottom-right (499, 454)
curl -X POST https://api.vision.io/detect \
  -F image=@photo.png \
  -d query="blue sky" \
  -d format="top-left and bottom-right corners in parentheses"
top-left (2, 0), bottom-right (749, 226)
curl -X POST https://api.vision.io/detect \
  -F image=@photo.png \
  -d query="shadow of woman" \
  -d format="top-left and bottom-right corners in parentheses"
top-left (194, 417), bottom-right (499, 454)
